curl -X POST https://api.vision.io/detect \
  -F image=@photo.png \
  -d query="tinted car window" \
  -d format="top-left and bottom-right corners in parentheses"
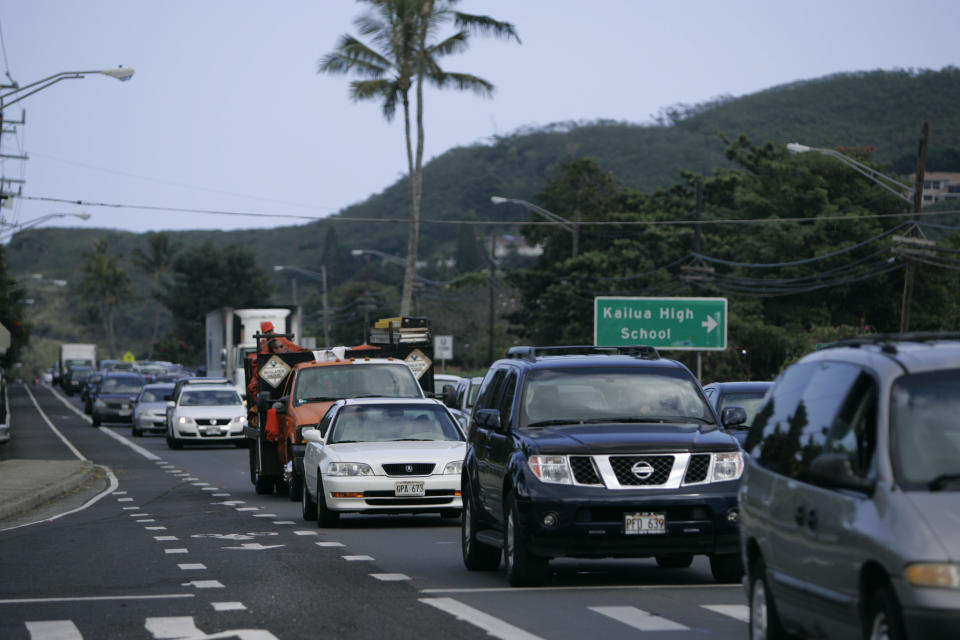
top-left (101, 377), bottom-right (144, 394)
top-left (498, 372), bottom-right (517, 426)
top-left (825, 371), bottom-right (878, 479)
top-left (181, 389), bottom-right (242, 406)
top-left (139, 385), bottom-right (174, 403)
top-left (890, 369), bottom-right (960, 488)
top-left (293, 364), bottom-right (421, 403)
top-left (476, 369), bottom-right (507, 412)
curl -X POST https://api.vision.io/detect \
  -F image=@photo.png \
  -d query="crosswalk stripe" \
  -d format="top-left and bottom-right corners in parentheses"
top-left (702, 604), bottom-right (750, 623)
top-left (145, 616), bottom-right (203, 639)
top-left (420, 598), bottom-right (544, 640)
top-left (25, 620), bottom-right (82, 640)
top-left (590, 606), bottom-right (689, 631)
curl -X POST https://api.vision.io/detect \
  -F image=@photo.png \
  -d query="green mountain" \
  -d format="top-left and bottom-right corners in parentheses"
top-left (7, 67), bottom-right (960, 369)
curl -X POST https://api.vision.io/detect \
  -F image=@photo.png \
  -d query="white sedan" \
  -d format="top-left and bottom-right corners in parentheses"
top-left (165, 384), bottom-right (247, 449)
top-left (301, 398), bottom-right (466, 526)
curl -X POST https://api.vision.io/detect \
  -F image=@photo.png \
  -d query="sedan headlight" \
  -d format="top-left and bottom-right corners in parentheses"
top-left (712, 451), bottom-right (744, 482)
top-left (528, 455), bottom-right (572, 484)
top-left (231, 415), bottom-right (247, 425)
top-left (94, 399), bottom-right (106, 409)
top-left (177, 415), bottom-right (194, 425)
top-left (906, 563), bottom-right (960, 589)
top-left (443, 460), bottom-right (463, 475)
top-left (326, 462), bottom-right (374, 476)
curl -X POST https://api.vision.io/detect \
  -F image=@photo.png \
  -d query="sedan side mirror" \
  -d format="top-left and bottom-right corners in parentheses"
top-left (166, 400), bottom-right (175, 408)
top-left (301, 427), bottom-right (324, 444)
top-left (809, 453), bottom-right (875, 494)
top-left (721, 406), bottom-right (748, 428)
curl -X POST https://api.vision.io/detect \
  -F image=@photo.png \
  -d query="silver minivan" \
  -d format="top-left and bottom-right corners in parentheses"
top-left (739, 334), bottom-right (960, 639)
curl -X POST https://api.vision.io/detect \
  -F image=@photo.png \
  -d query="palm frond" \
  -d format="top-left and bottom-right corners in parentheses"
top-left (453, 12), bottom-right (521, 43)
top-left (426, 31), bottom-right (469, 58)
top-left (428, 71), bottom-right (493, 96)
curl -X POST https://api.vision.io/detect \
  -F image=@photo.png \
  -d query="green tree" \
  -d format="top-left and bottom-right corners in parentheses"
top-left (78, 238), bottom-right (131, 359)
top-left (319, 0), bottom-right (519, 316)
top-left (130, 232), bottom-right (179, 358)
top-left (454, 223), bottom-right (485, 273)
top-left (0, 245), bottom-right (30, 369)
top-left (160, 242), bottom-right (273, 361)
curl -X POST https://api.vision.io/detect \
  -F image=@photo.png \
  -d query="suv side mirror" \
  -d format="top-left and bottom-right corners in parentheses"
top-left (809, 453), bottom-right (875, 494)
top-left (721, 406), bottom-right (748, 428)
top-left (474, 408), bottom-right (502, 431)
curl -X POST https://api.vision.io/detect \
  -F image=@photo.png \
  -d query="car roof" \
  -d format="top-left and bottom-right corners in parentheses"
top-left (703, 381), bottom-right (773, 392)
top-left (804, 333), bottom-right (960, 375)
top-left (340, 397), bottom-right (443, 407)
top-left (103, 371), bottom-right (145, 379)
top-left (142, 382), bottom-right (175, 389)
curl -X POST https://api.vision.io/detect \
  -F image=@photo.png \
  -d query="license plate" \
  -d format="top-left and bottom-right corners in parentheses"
top-left (395, 481), bottom-right (425, 497)
top-left (624, 512), bottom-right (666, 535)
top-left (122, 404), bottom-right (130, 410)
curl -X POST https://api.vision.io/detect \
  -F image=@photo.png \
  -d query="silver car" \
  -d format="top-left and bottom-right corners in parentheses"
top-left (739, 334), bottom-right (960, 639)
top-left (132, 383), bottom-right (174, 437)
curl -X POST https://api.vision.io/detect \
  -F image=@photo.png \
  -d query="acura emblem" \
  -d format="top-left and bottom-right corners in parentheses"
top-left (631, 461), bottom-right (655, 480)
top-left (405, 464), bottom-right (414, 473)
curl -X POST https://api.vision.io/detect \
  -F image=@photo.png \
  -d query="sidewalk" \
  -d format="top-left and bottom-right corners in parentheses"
top-left (0, 458), bottom-right (98, 523)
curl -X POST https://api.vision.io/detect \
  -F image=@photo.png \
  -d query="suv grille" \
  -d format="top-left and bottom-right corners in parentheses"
top-left (382, 463), bottom-right (435, 476)
top-left (570, 456), bottom-right (602, 485)
top-left (684, 454), bottom-right (711, 483)
top-left (610, 455), bottom-right (674, 486)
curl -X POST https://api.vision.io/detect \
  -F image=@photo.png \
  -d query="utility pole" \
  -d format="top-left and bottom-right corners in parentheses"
top-left (694, 177), bottom-right (703, 380)
top-left (487, 233), bottom-right (496, 365)
top-left (572, 208), bottom-right (580, 258)
top-left (900, 121), bottom-right (929, 333)
top-left (321, 264), bottom-right (330, 347)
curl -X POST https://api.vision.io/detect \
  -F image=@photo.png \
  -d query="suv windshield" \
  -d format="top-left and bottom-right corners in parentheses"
top-left (328, 404), bottom-right (463, 443)
top-left (891, 369), bottom-right (960, 489)
top-left (293, 364), bottom-right (421, 404)
top-left (521, 367), bottom-right (713, 427)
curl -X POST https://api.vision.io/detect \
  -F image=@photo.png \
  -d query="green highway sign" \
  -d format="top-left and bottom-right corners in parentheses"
top-left (594, 297), bottom-right (727, 351)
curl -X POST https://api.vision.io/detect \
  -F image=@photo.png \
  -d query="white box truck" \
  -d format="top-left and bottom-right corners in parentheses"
top-left (205, 307), bottom-right (303, 392)
top-left (59, 343), bottom-right (97, 391)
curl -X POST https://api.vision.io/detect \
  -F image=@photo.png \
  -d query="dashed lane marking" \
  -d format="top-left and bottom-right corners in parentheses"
top-left (117, 498), bottom-right (134, 502)
top-left (702, 604), bottom-right (750, 623)
top-left (342, 555), bottom-right (374, 561)
top-left (212, 602), bottom-right (247, 611)
top-left (420, 597), bottom-right (544, 640)
top-left (145, 526), bottom-right (167, 531)
top-left (164, 549), bottom-right (189, 554)
top-left (315, 542), bottom-right (345, 547)
top-left (178, 564), bottom-right (206, 571)
top-left (589, 606), bottom-right (688, 632)
top-left (25, 620), bottom-right (82, 639)
top-left (371, 574), bottom-right (411, 581)
top-left (293, 531), bottom-right (318, 536)
top-left (182, 580), bottom-right (224, 589)
top-left (153, 536), bottom-right (178, 541)
top-left (272, 521), bottom-right (296, 525)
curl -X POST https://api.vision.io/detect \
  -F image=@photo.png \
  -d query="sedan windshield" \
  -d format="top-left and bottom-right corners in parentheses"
top-left (328, 404), bottom-right (463, 443)
top-left (293, 364), bottom-right (421, 404)
top-left (180, 389), bottom-right (242, 406)
top-left (891, 369), bottom-right (960, 489)
top-left (521, 367), bottom-right (713, 427)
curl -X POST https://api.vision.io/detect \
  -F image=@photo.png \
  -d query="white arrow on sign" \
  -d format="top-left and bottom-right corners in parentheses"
top-left (702, 316), bottom-right (719, 334)
top-left (223, 543), bottom-right (285, 551)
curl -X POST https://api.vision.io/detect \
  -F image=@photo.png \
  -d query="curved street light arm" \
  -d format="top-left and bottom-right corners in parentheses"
top-left (490, 196), bottom-right (574, 231)
top-left (0, 68), bottom-right (135, 110)
top-left (787, 142), bottom-right (913, 204)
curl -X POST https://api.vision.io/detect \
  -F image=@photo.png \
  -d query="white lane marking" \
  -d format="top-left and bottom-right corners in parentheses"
top-left (122, 506), bottom-right (139, 510)
top-left (191, 482), bottom-right (209, 486)
top-left (371, 574), bottom-right (410, 581)
top-left (117, 497), bottom-right (134, 502)
top-left (315, 542), bottom-right (345, 547)
top-left (136, 519), bottom-right (157, 523)
top-left (272, 521), bottom-right (296, 525)
top-left (236, 507), bottom-right (260, 512)
top-left (25, 620), bottom-right (82, 639)
top-left (420, 598), bottom-right (544, 640)
top-left (251, 514), bottom-right (277, 518)
top-left (201, 488), bottom-right (220, 492)
top-left (145, 616), bottom-right (278, 640)
top-left (154, 536), bottom-right (179, 541)
top-left (24, 385), bottom-right (87, 460)
top-left (342, 555), bottom-right (374, 561)
top-left (113, 491), bottom-right (128, 495)
top-left (184, 477), bottom-right (199, 481)
top-left (589, 606), bottom-right (688, 632)
top-left (0, 464), bottom-right (119, 533)
top-left (1, 594), bottom-right (193, 604)
top-left (182, 580), bottom-right (224, 589)
top-left (214, 501), bottom-right (245, 505)
top-left (164, 548), bottom-right (189, 554)
top-left (129, 513), bottom-right (151, 517)
top-left (222, 543), bottom-right (284, 551)
top-left (145, 526), bottom-right (167, 531)
top-left (293, 531), bottom-right (318, 536)
top-left (179, 564), bottom-right (206, 570)
top-left (702, 604), bottom-right (750, 623)
top-left (212, 602), bottom-right (247, 611)
top-left (211, 493), bottom-right (231, 497)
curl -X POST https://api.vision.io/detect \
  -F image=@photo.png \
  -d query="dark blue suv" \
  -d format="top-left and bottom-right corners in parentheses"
top-left (461, 345), bottom-right (747, 586)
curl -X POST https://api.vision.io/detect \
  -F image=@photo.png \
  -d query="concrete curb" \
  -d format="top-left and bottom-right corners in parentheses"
top-left (0, 459), bottom-right (96, 522)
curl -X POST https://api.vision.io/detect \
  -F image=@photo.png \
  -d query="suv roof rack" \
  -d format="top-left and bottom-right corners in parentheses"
top-left (820, 331), bottom-right (960, 355)
top-left (506, 345), bottom-right (660, 361)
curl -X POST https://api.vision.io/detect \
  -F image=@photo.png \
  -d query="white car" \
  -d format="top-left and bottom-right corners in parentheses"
top-left (165, 384), bottom-right (247, 449)
top-left (301, 398), bottom-right (466, 526)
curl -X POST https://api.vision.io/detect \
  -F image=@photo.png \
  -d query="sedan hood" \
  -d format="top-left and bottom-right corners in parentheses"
top-left (522, 422), bottom-right (738, 455)
top-left (904, 492), bottom-right (960, 561)
top-left (176, 406), bottom-right (244, 419)
top-left (326, 440), bottom-right (466, 465)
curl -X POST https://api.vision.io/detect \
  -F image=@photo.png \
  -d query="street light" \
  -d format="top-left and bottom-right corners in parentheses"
top-left (350, 248), bottom-right (408, 267)
top-left (273, 265), bottom-right (330, 346)
top-left (786, 143), bottom-right (914, 205)
top-left (490, 195), bottom-right (579, 258)
top-left (0, 67), bottom-right (135, 110)
top-left (0, 212), bottom-right (91, 241)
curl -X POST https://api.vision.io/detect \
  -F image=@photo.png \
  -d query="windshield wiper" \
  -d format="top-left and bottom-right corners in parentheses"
top-left (928, 473), bottom-right (960, 491)
top-left (301, 396), bottom-right (338, 402)
top-left (525, 419), bottom-right (583, 428)
top-left (331, 440), bottom-right (358, 444)
top-left (392, 438), bottom-right (434, 441)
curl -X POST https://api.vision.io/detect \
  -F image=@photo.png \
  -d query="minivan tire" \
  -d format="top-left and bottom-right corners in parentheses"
top-left (749, 559), bottom-right (789, 640)
top-left (865, 585), bottom-right (906, 640)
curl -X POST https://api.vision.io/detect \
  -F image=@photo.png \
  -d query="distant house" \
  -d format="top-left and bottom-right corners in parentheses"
top-left (914, 172), bottom-right (960, 205)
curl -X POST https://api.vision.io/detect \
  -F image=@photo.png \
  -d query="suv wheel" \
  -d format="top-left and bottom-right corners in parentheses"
top-left (316, 477), bottom-right (340, 528)
top-left (504, 493), bottom-right (548, 587)
top-left (865, 586), bottom-right (905, 640)
top-left (709, 553), bottom-right (743, 583)
top-left (301, 475), bottom-right (317, 521)
top-left (461, 484), bottom-right (500, 570)
top-left (656, 554), bottom-right (694, 569)
top-left (749, 559), bottom-right (788, 640)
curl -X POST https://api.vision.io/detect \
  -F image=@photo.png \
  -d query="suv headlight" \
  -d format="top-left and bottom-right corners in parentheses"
top-left (326, 462), bottom-right (374, 476)
top-left (528, 455), bottom-right (573, 484)
top-left (906, 563), bottom-right (960, 589)
top-left (712, 451), bottom-right (744, 482)
top-left (443, 460), bottom-right (462, 475)
top-left (94, 399), bottom-right (106, 409)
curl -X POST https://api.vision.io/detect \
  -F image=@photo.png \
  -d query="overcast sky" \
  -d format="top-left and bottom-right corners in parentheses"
top-left (1, 0), bottom-right (957, 236)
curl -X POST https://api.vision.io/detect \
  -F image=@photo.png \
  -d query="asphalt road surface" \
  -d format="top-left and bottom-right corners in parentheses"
top-left (1, 383), bottom-right (750, 639)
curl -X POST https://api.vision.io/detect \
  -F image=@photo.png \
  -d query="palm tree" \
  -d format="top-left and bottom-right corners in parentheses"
top-left (79, 238), bottom-right (131, 359)
top-left (131, 232), bottom-right (178, 358)
top-left (319, 0), bottom-right (519, 316)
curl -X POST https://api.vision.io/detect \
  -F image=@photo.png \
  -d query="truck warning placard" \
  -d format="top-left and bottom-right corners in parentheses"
top-left (259, 355), bottom-right (292, 388)
top-left (404, 348), bottom-right (432, 380)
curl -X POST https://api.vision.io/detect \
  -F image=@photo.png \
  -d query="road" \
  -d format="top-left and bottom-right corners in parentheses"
top-left (0, 383), bottom-right (749, 639)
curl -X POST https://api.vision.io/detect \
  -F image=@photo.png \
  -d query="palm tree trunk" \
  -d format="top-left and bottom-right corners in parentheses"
top-left (400, 87), bottom-right (417, 317)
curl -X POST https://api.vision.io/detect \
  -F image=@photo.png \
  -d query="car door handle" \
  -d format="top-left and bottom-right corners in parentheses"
top-left (794, 505), bottom-right (806, 526)
top-left (807, 509), bottom-right (818, 530)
